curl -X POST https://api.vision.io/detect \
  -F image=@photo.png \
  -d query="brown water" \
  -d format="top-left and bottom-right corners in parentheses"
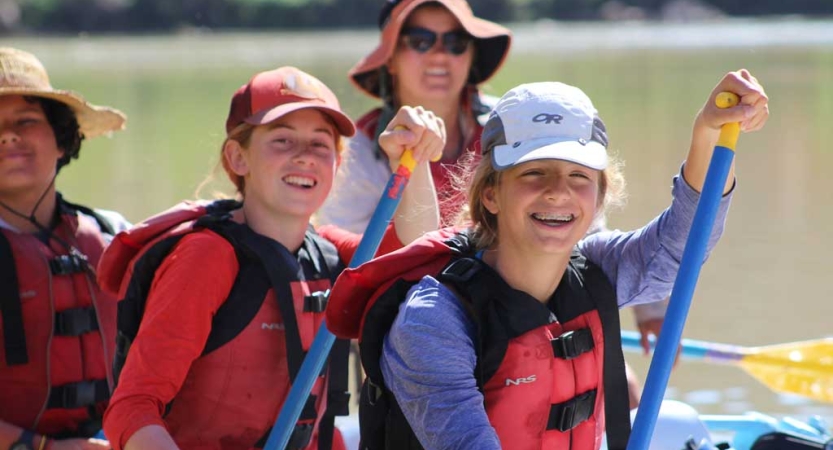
top-left (6, 20), bottom-right (832, 424)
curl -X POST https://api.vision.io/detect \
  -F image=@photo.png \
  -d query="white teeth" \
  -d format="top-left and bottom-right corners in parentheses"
top-left (532, 213), bottom-right (574, 222)
top-left (283, 175), bottom-right (315, 187)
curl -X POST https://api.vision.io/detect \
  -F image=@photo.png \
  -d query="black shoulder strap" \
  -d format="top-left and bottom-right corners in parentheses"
top-left (58, 195), bottom-right (116, 236)
top-left (206, 221), bottom-right (308, 381)
top-left (0, 230), bottom-right (27, 366)
top-left (305, 225), bottom-right (344, 281)
top-left (303, 228), bottom-right (351, 450)
top-left (444, 253), bottom-right (632, 449)
top-left (436, 257), bottom-right (491, 390)
top-left (357, 278), bottom-right (424, 450)
top-left (114, 200), bottom-right (245, 385)
top-left (575, 254), bottom-right (631, 450)
top-left (217, 224), bottom-right (348, 450)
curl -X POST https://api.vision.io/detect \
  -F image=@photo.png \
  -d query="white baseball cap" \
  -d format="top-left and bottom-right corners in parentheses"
top-left (482, 82), bottom-right (609, 171)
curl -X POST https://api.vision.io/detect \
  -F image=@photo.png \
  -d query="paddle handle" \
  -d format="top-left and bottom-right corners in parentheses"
top-left (265, 148), bottom-right (416, 450)
top-left (627, 93), bottom-right (740, 450)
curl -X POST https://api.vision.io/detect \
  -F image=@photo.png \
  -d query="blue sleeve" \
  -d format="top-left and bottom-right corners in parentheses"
top-left (380, 276), bottom-right (502, 450)
top-left (578, 168), bottom-right (734, 308)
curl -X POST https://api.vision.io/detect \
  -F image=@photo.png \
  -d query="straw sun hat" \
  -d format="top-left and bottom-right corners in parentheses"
top-left (0, 47), bottom-right (125, 138)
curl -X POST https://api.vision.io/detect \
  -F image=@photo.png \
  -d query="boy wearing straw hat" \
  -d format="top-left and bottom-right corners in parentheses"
top-left (0, 47), bottom-right (128, 450)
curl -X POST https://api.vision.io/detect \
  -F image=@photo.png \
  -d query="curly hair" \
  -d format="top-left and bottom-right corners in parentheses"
top-left (25, 96), bottom-right (83, 172)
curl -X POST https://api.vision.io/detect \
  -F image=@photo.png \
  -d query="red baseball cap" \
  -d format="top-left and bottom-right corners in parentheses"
top-left (225, 66), bottom-right (355, 137)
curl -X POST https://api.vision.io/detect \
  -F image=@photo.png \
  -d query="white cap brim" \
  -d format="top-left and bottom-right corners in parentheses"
top-left (491, 136), bottom-right (608, 171)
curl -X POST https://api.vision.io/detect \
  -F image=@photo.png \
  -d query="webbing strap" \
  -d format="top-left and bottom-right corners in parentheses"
top-left (551, 328), bottom-right (595, 360)
top-left (581, 258), bottom-right (631, 450)
top-left (211, 223), bottom-right (308, 382)
top-left (303, 290), bottom-right (329, 313)
top-left (0, 231), bottom-right (27, 366)
top-left (48, 253), bottom-right (88, 275)
top-left (47, 379), bottom-right (110, 409)
top-left (54, 306), bottom-right (99, 336)
top-left (546, 389), bottom-right (597, 432)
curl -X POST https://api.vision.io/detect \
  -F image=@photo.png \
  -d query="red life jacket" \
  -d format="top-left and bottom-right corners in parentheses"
top-left (0, 197), bottom-right (118, 438)
top-left (326, 229), bottom-right (631, 450)
top-left (97, 199), bottom-right (350, 450)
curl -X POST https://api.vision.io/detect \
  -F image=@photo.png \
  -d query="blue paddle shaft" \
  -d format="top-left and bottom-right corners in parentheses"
top-left (628, 146), bottom-right (735, 450)
top-left (265, 165), bottom-right (413, 450)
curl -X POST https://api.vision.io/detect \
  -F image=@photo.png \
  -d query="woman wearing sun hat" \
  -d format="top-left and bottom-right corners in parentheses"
top-left (0, 47), bottom-right (128, 450)
top-left (318, 0), bottom-right (511, 231)
top-left (317, 0), bottom-right (666, 411)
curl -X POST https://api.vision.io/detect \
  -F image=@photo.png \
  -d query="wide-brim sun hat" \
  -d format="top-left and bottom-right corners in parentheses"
top-left (349, 0), bottom-right (512, 99)
top-left (0, 47), bottom-right (126, 138)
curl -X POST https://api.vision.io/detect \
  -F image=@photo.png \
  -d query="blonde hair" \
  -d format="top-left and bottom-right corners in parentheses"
top-left (458, 153), bottom-right (627, 250)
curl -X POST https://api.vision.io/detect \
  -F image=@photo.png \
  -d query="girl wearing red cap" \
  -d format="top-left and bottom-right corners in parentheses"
top-left (325, 70), bottom-right (769, 450)
top-left (100, 66), bottom-right (446, 450)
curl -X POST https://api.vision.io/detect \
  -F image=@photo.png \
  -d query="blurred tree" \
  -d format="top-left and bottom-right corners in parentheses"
top-left (471, 0), bottom-right (518, 23)
top-left (4, 0), bottom-right (833, 35)
top-left (529, 0), bottom-right (610, 20)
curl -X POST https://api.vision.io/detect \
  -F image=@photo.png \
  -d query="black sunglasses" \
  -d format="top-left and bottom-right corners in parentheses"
top-left (400, 27), bottom-right (473, 56)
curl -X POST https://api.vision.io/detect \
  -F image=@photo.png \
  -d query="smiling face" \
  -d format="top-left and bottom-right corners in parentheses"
top-left (224, 108), bottom-right (339, 220)
top-left (387, 4), bottom-right (474, 107)
top-left (0, 95), bottom-right (63, 198)
top-left (482, 159), bottom-right (602, 258)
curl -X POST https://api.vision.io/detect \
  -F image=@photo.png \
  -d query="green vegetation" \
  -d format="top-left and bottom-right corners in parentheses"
top-left (3, 0), bottom-right (832, 35)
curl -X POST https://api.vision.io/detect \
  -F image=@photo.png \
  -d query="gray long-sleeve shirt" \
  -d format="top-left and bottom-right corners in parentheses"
top-left (380, 171), bottom-right (734, 450)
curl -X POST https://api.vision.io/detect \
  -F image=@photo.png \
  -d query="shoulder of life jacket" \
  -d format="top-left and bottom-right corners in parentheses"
top-left (345, 232), bottom-right (631, 450)
top-left (0, 199), bottom-right (117, 437)
top-left (99, 198), bottom-right (351, 450)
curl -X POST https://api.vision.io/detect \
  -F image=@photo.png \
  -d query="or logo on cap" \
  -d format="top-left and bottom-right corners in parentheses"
top-left (280, 71), bottom-right (326, 101)
top-left (532, 113), bottom-right (563, 125)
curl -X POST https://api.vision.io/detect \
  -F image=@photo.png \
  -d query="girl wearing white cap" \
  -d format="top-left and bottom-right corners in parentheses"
top-left (324, 70), bottom-right (768, 450)
top-left (318, 0), bottom-right (681, 408)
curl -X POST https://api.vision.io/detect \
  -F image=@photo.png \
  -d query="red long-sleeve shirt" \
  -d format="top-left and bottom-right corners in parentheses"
top-left (104, 224), bottom-right (401, 450)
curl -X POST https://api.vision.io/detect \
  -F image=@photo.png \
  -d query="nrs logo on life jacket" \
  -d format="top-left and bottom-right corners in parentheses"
top-left (325, 229), bottom-right (633, 450)
top-left (505, 375), bottom-right (537, 386)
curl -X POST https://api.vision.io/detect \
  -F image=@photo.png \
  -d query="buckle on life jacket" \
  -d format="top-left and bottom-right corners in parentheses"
top-left (304, 290), bottom-right (330, 313)
top-left (54, 307), bottom-right (99, 336)
top-left (551, 328), bottom-right (594, 360)
top-left (51, 417), bottom-right (103, 440)
top-left (286, 423), bottom-right (314, 450)
top-left (49, 253), bottom-right (88, 275)
top-left (547, 389), bottom-right (597, 432)
top-left (328, 389), bottom-right (351, 417)
top-left (439, 258), bottom-right (480, 283)
top-left (284, 395), bottom-right (318, 449)
top-left (47, 379), bottom-right (110, 409)
top-left (365, 378), bottom-right (384, 406)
